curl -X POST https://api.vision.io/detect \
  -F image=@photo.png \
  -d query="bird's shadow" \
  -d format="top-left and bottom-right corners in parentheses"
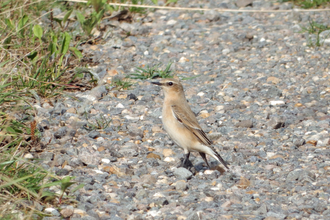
top-left (178, 158), bottom-right (226, 175)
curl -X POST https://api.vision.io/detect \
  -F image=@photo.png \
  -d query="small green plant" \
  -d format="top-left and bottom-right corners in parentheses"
top-left (129, 0), bottom-right (147, 14)
top-left (56, 176), bottom-right (84, 204)
top-left (0, 148), bottom-right (55, 217)
top-left (130, 62), bottom-right (174, 80)
top-left (75, 0), bottom-right (116, 36)
top-left (76, 9), bottom-right (104, 36)
top-left (84, 114), bottom-right (112, 130)
top-left (301, 18), bottom-right (330, 47)
top-left (111, 78), bottom-right (133, 90)
top-left (282, 0), bottom-right (330, 8)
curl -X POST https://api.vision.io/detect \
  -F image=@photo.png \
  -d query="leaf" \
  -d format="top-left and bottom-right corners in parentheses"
top-left (91, 0), bottom-right (103, 12)
top-left (18, 15), bottom-right (29, 36)
top-left (4, 18), bottom-right (14, 30)
top-left (53, 18), bottom-right (63, 27)
top-left (0, 60), bottom-right (10, 67)
top-left (3, 36), bottom-right (11, 49)
top-left (75, 11), bottom-right (85, 24)
top-left (33, 24), bottom-right (43, 40)
top-left (151, 0), bottom-right (158, 4)
top-left (18, 15), bottom-right (27, 29)
top-left (61, 181), bottom-right (75, 192)
top-left (60, 32), bottom-right (71, 55)
top-left (6, 127), bottom-right (17, 134)
top-left (41, 180), bottom-right (62, 188)
top-left (71, 183), bottom-right (84, 193)
top-left (49, 34), bottom-right (58, 55)
top-left (70, 47), bottom-right (83, 60)
top-left (96, 9), bottom-right (105, 22)
top-left (41, 190), bottom-right (56, 198)
top-left (63, 9), bottom-right (73, 24)
top-left (27, 51), bottom-right (38, 61)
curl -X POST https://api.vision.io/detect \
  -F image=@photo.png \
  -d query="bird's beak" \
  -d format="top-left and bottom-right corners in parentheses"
top-left (151, 81), bottom-right (162, 86)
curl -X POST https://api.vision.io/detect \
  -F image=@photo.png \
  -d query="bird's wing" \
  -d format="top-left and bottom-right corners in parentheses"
top-left (171, 105), bottom-right (212, 146)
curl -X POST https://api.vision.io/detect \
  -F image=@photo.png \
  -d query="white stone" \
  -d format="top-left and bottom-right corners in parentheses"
top-left (222, 48), bottom-right (230, 55)
top-left (164, 157), bottom-right (175, 162)
top-left (116, 103), bottom-right (124, 108)
top-left (94, 169), bottom-right (104, 174)
top-left (153, 192), bottom-right (165, 197)
top-left (266, 152), bottom-right (276, 158)
top-left (124, 115), bottom-right (140, 120)
top-left (179, 57), bottom-right (188, 63)
top-left (166, 20), bottom-right (177, 25)
top-left (24, 153), bottom-right (34, 159)
top-left (270, 100), bottom-right (285, 106)
top-left (102, 158), bottom-right (110, 164)
top-left (204, 170), bottom-right (215, 175)
top-left (148, 210), bottom-right (161, 217)
top-left (44, 208), bottom-right (56, 213)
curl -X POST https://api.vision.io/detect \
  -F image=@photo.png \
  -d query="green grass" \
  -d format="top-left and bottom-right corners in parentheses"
top-left (301, 18), bottom-right (330, 47)
top-left (0, 0), bottom-right (168, 218)
top-left (129, 62), bottom-right (174, 80)
top-left (282, 0), bottom-right (330, 8)
top-left (84, 113), bottom-right (112, 130)
top-left (111, 77), bottom-right (133, 90)
top-left (0, 0), bottom-right (94, 217)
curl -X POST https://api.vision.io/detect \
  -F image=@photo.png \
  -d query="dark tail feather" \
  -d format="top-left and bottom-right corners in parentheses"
top-left (215, 151), bottom-right (229, 169)
top-left (199, 152), bottom-right (211, 168)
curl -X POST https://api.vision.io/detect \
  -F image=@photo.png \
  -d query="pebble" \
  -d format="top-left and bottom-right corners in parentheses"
top-left (173, 167), bottom-right (193, 180)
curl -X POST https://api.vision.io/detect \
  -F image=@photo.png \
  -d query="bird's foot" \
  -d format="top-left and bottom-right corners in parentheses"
top-left (178, 157), bottom-right (193, 169)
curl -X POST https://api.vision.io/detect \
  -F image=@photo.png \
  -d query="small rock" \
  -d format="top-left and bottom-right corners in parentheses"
top-left (45, 207), bottom-right (60, 216)
top-left (163, 149), bottom-right (174, 157)
top-left (267, 76), bottom-right (281, 84)
top-left (54, 127), bottom-right (68, 139)
top-left (167, 20), bottom-right (177, 25)
top-left (88, 131), bottom-right (100, 139)
top-left (60, 207), bottom-right (74, 218)
top-left (205, 10), bottom-right (220, 21)
top-left (24, 153), bottom-right (34, 159)
top-left (267, 117), bottom-right (285, 129)
top-left (173, 167), bottom-right (193, 180)
top-left (270, 100), bottom-right (285, 106)
top-left (146, 153), bottom-right (161, 160)
top-left (236, 0), bottom-right (253, 7)
top-left (175, 180), bottom-right (188, 191)
top-left (235, 120), bottom-right (253, 128)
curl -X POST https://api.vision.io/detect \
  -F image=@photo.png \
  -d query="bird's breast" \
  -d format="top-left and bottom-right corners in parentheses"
top-left (162, 105), bottom-right (194, 150)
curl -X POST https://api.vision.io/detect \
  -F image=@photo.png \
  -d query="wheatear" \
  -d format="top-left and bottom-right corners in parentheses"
top-left (152, 78), bottom-right (229, 169)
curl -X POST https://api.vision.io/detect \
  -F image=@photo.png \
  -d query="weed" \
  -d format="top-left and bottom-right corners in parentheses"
top-left (130, 62), bottom-right (174, 80)
top-left (111, 78), bottom-right (133, 90)
top-left (0, 0), bottom-right (87, 217)
top-left (282, 0), bottom-right (330, 8)
top-left (84, 114), bottom-right (112, 130)
top-left (76, 9), bottom-right (104, 36)
top-left (301, 18), bottom-right (330, 47)
top-left (129, 0), bottom-right (147, 14)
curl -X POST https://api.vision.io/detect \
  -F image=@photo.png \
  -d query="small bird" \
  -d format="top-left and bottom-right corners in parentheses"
top-left (151, 78), bottom-right (229, 169)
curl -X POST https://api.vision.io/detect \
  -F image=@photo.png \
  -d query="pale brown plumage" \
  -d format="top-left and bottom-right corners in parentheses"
top-left (152, 78), bottom-right (229, 169)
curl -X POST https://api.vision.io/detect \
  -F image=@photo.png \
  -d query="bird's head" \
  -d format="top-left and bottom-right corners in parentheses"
top-left (151, 78), bottom-right (184, 97)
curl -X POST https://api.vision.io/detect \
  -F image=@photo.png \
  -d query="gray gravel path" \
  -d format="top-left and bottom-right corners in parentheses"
top-left (32, 1), bottom-right (330, 219)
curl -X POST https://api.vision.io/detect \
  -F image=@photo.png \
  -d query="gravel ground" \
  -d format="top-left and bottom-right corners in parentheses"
top-left (31, 1), bottom-right (330, 219)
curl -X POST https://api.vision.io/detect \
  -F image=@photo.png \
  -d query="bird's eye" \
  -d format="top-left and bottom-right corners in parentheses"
top-left (168, 82), bottom-right (173, 86)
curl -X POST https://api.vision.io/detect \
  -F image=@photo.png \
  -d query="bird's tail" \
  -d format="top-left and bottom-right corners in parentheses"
top-left (214, 151), bottom-right (229, 169)
top-left (207, 145), bottom-right (229, 169)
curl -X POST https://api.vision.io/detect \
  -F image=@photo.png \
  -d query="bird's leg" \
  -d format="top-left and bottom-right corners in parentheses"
top-left (199, 152), bottom-right (211, 169)
top-left (179, 152), bottom-right (190, 168)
